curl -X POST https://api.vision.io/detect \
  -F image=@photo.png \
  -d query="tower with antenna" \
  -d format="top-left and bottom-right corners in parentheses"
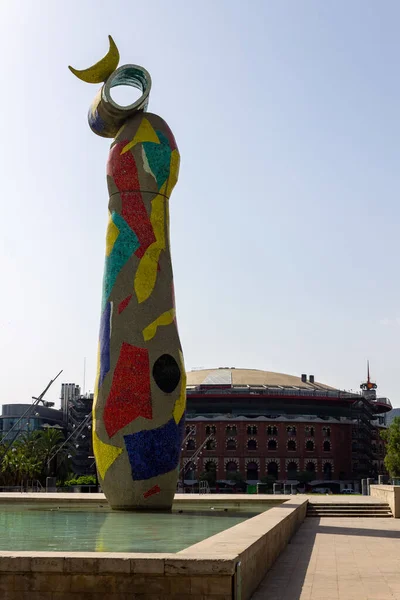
top-left (360, 360), bottom-right (378, 400)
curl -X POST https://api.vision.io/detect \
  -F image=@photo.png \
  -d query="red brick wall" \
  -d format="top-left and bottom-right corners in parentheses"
top-left (181, 420), bottom-right (353, 480)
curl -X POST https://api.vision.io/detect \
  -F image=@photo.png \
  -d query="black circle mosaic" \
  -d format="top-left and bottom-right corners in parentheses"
top-left (152, 354), bottom-right (181, 393)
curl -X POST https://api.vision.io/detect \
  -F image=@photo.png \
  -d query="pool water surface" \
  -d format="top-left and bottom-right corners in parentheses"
top-left (0, 503), bottom-right (266, 553)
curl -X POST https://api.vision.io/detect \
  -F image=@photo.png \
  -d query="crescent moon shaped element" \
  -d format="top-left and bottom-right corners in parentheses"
top-left (68, 35), bottom-right (120, 84)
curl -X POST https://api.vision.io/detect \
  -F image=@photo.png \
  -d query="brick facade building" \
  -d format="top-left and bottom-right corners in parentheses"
top-left (180, 368), bottom-right (390, 487)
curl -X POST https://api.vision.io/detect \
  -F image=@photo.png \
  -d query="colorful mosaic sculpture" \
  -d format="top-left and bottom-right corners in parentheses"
top-left (69, 37), bottom-right (185, 509)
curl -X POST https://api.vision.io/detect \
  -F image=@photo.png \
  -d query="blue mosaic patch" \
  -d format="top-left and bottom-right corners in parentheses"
top-left (88, 106), bottom-right (106, 134)
top-left (124, 415), bottom-right (185, 481)
top-left (99, 301), bottom-right (111, 388)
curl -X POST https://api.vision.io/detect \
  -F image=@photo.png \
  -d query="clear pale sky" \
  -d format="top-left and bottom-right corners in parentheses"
top-left (1, 1), bottom-right (399, 408)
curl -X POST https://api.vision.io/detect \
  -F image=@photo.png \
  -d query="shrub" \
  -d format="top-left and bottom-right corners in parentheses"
top-left (64, 475), bottom-right (97, 487)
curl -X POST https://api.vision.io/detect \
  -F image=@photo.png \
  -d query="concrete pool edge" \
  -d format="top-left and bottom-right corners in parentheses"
top-left (179, 496), bottom-right (308, 599)
top-left (0, 492), bottom-right (289, 504)
top-left (0, 494), bottom-right (308, 599)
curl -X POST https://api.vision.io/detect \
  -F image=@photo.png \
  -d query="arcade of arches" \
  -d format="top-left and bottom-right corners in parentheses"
top-left (181, 419), bottom-right (355, 482)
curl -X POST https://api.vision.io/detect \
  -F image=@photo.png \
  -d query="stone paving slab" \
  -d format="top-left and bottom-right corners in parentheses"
top-left (251, 517), bottom-right (400, 600)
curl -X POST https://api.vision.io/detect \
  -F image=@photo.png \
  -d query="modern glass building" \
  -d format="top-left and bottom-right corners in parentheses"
top-left (0, 403), bottom-right (65, 441)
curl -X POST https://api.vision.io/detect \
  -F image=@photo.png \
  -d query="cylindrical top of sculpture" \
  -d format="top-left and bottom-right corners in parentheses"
top-left (69, 37), bottom-right (185, 510)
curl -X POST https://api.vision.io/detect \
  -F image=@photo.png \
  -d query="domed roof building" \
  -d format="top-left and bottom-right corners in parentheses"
top-left (187, 368), bottom-right (335, 389)
top-left (180, 367), bottom-right (391, 491)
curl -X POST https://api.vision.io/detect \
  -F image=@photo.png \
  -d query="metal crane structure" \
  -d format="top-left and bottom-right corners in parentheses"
top-left (0, 369), bottom-right (63, 458)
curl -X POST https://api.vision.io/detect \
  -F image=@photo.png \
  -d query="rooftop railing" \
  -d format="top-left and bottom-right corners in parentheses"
top-left (186, 385), bottom-right (393, 409)
top-left (187, 385), bottom-right (360, 400)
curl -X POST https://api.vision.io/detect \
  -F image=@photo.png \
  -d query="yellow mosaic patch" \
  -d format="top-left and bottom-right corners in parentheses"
top-left (173, 350), bottom-right (186, 424)
top-left (121, 117), bottom-right (160, 155)
top-left (105, 214), bottom-right (120, 257)
top-left (165, 149), bottom-right (180, 198)
top-left (134, 183), bottom-right (167, 303)
top-left (93, 429), bottom-right (123, 480)
top-left (142, 309), bottom-right (175, 341)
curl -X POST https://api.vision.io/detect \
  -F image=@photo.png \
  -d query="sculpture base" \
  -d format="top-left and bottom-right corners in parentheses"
top-left (100, 463), bottom-right (178, 512)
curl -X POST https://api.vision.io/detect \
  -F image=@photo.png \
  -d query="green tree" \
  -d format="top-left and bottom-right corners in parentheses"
top-left (381, 417), bottom-right (400, 477)
top-left (260, 474), bottom-right (277, 488)
top-left (36, 428), bottom-right (65, 477)
top-left (0, 428), bottom-right (67, 488)
top-left (227, 471), bottom-right (247, 491)
top-left (199, 463), bottom-right (217, 487)
top-left (296, 470), bottom-right (315, 485)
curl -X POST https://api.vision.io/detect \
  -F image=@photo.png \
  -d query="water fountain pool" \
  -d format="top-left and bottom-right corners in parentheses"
top-left (0, 494), bottom-right (306, 600)
top-left (0, 498), bottom-right (283, 553)
top-left (0, 503), bottom-right (262, 553)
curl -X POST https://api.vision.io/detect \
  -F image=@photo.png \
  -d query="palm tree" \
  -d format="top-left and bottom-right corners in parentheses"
top-left (36, 428), bottom-right (65, 477)
top-left (0, 428), bottom-right (67, 488)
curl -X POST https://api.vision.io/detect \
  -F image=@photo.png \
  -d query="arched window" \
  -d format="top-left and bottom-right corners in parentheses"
top-left (287, 426), bottom-right (297, 436)
top-left (305, 426), bottom-right (314, 437)
top-left (247, 425), bottom-right (258, 435)
top-left (185, 425), bottom-right (195, 435)
top-left (206, 438), bottom-right (216, 450)
top-left (186, 438), bottom-right (196, 451)
top-left (226, 438), bottom-right (237, 450)
top-left (268, 439), bottom-right (277, 451)
top-left (372, 444), bottom-right (377, 454)
top-left (323, 440), bottom-right (331, 452)
top-left (226, 425), bottom-right (237, 436)
top-left (305, 461), bottom-right (316, 473)
top-left (287, 462), bottom-right (298, 478)
top-left (247, 439), bottom-right (257, 450)
top-left (305, 440), bottom-right (315, 451)
top-left (322, 427), bottom-right (331, 437)
top-left (287, 439), bottom-right (296, 451)
top-left (323, 462), bottom-right (332, 480)
top-left (246, 461), bottom-right (259, 480)
top-left (267, 461), bottom-right (279, 477)
top-left (267, 426), bottom-right (278, 436)
top-left (225, 461), bottom-right (238, 475)
top-left (204, 461), bottom-right (217, 473)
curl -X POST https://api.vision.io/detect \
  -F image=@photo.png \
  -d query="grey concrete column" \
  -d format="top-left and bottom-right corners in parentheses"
top-left (361, 479), bottom-right (368, 495)
top-left (291, 484), bottom-right (297, 495)
top-left (378, 475), bottom-right (384, 485)
top-left (367, 478), bottom-right (374, 495)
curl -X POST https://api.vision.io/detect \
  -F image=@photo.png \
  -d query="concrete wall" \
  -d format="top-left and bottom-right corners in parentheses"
top-left (0, 554), bottom-right (236, 600)
top-left (0, 496), bottom-right (308, 599)
top-left (179, 497), bottom-right (308, 600)
top-left (370, 485), bottom-right (400, 517)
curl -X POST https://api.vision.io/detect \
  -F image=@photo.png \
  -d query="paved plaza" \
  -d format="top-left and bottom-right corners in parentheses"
top-left (252, 516), bottom-right (400, 600)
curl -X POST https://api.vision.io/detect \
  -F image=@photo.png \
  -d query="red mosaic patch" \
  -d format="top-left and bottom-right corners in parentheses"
top-left (107, 142), bottom-right (156, 257)
top-left (103, 343), bottom-right (152, 437)
top-left (143, 484), bottom-right (161, 499)
top-left (118, 295), bottom-right (132, 314)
